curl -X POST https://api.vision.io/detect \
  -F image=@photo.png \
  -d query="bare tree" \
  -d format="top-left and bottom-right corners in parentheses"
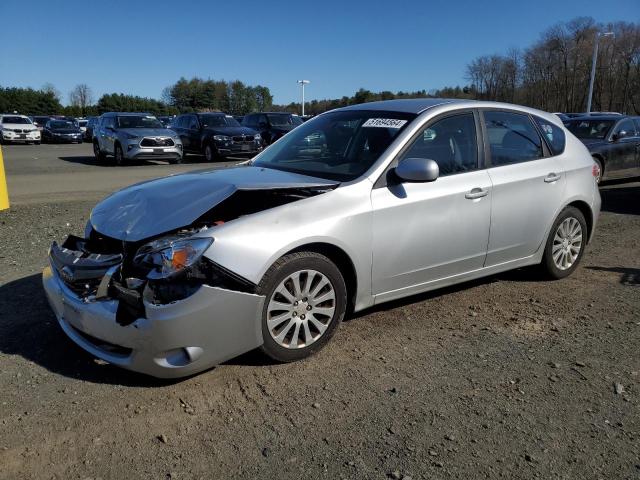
top-left (69, 84), bottom-right (94, 114)
top-left (42, 83), bottom-right (62, 103)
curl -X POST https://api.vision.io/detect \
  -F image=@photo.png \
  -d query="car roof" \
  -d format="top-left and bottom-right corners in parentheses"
top-left (103, 112), bottom-right (153, 116)
top-left (336, 98), bottom-right (466, 114)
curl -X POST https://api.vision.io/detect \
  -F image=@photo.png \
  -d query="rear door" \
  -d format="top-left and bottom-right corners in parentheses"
top-left (481, 110), bottom-right (566, 266)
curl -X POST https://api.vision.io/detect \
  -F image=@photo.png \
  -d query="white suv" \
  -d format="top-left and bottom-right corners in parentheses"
top-left (0, 114), bottom-right (41, 144)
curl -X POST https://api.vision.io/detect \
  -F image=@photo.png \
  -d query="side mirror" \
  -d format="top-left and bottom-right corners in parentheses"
top-left (612, 130), bottom-right (627, 141)
top-left (395, 158), bottom-right (439, 182)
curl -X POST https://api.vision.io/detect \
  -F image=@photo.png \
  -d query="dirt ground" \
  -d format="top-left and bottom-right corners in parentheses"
top-left (1, 152), bottom-right (639, 479)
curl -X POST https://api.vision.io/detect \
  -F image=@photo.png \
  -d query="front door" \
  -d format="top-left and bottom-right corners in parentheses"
top-left (605, 118), bottom-right (639, 179)
top-left (372, 111), bottom-right (492, 299)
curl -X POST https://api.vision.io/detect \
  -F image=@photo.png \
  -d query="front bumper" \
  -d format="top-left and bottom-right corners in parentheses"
top-left (125, 143), bottom-right (183, 161)
top-left (48, 134), bottom-right (82, 143)
top-left (2, 131), bottom-right (40, 142)
top-left (42, 265), bottom-right (265, 378)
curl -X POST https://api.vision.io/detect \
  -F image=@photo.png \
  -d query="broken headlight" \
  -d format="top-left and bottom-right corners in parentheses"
top-left (133, 236), bottom-right (213, 280)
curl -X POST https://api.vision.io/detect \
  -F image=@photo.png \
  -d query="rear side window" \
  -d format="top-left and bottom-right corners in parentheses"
top-left (533, 116), bottom-right (566, 155)
top-left (483, 111), bottom-right (543, 166)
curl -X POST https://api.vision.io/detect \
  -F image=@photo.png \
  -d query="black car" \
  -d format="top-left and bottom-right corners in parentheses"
top-left (242, 112), bottom-right (303, 145)
top-left (157, 116), bottom-right (174, 128)
top-left (32, 115), bottom-right (52, 130)
top-left (172, 112), bottom-right (262, 161)
top-left (42, 119), bottom-right (83, 144)
top-left (84, 117), bottom-right (98, 142)
top-left (565, 115), bottom-right (640, 183)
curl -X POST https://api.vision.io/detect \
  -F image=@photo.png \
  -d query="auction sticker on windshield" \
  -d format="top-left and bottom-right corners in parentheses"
top-left (362, 118), bottom-right (408, 129)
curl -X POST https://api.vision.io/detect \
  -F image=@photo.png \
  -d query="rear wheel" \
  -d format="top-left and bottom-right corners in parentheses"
top-left (258, 252), bottom-right (347, 363)
top-left (541, 206), bottom-right (587, 279)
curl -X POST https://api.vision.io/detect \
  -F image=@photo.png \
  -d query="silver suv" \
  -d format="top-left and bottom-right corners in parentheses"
top-left (93, 112), bottom-right (183, 165)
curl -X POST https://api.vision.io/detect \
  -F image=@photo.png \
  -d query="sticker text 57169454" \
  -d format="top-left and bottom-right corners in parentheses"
top-left (362, 118), bottom-right (408, 129)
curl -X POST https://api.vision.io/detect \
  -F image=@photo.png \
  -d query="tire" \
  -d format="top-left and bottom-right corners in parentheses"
top-left (258, 252), bottom-right (347, 363)
top-left (168, 156), bottom-right (183, 165)
top-left (35, 141), bottom-right (41, 145)
top-left (592, 156), bottom-right (603, 184)
top-left (541, 206), bottom-right (588, 279)
top-left (114, 143), bottom-right (125, 166)
top-left (204, 143), bottom-right (217, 162)
top-left (93, 141), bottom-right (106, 162)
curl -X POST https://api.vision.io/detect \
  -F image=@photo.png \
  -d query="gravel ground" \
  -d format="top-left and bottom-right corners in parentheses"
top-left (0, 177), bottom-right (639, 480)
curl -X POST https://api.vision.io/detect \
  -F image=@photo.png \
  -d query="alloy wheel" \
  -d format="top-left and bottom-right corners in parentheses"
top-left (266, 270), bottom-right (336, 349)
top-left (552, 217), bottom-right (583, 270)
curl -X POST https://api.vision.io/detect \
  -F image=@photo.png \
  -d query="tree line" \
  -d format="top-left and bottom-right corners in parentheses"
top-left (2, 17), bottom-right (638, 117)
top-left (463, 18), bottom-right (640, 114)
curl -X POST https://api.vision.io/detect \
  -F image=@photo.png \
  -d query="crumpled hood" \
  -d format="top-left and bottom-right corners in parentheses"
top-left (90, 166), bottom-right (337, 241)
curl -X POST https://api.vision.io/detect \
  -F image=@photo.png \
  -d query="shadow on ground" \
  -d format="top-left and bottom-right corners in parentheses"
top-left (57, 154), bottom-right (208, 167)
top-left (600, 180), bottom-right (640, 216)
top-left (586, 266), bottom-right (640, 286)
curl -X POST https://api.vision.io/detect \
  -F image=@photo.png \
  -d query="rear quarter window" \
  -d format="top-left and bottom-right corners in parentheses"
top-left (533, 116), bottom-right (566, 156)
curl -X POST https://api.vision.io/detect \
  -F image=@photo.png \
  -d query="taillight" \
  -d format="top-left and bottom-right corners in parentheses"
top-left (592, 163), bottom-right (600, 178)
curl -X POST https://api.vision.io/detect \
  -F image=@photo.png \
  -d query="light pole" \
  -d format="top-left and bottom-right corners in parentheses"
top-left (297, 80), bottom-right (310, 116)
top-left (586, 31), bottom-right (613, 113)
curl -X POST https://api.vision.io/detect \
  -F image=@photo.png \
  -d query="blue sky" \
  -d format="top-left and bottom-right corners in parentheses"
top-left (0, 0), bottom-right (637, 105)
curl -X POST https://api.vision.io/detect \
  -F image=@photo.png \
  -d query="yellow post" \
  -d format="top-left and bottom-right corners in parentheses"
top-left (0, 146), bottom-right (9, 210)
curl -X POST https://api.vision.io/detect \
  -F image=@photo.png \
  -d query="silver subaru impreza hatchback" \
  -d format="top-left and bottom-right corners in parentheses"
top-left (43, 99), bottom-right (601, 378)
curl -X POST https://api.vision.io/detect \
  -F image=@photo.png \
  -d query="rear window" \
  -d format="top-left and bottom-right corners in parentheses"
top-left (533, 116), bottom-right (566, 155)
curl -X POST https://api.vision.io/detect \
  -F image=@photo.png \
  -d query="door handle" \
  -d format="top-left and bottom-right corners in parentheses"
top-left (465, 188), bottom-right (489, 200)
top-left (544, 173), bottom-right (561, 183)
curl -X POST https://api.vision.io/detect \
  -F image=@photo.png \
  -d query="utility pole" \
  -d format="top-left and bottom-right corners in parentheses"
top-left (297, 80), bottom-right (310, 116)
top-left (586, 31), bottom-right (613, 113)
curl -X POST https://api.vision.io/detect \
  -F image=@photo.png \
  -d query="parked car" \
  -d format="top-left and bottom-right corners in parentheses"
top-left (157, 116), bottom-right (174, 128)
top-left (77, 118), bottom-right (88, 134)
top-left (42, 98), bottom-right (601, 378)
top-left (242, 112), bottom-right (303, 145)
top-left (32, 115), bottom-right (52, 131)
top-left (172, 112), bottom-right (262, 161)
top-left (93, 112), bottom-right (183, 165)
top-left (42, 119), bottom-right (83, 143)
top-left (564, 115), bottom-right (640, 183)
top-left (84, 117), bottom-right (98, 142)
top-left (0, 114), bottom-right (41, 144)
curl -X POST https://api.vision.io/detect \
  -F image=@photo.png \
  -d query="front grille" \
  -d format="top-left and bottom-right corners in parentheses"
top-left (62, 277), bottom-right (101, 297)
top-left (232, 135), bottom-right (255, 144)
top-left (140, 137), bottom-right (174, 147)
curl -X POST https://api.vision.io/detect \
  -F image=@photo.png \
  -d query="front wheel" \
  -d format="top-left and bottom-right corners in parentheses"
top-left (541, 206), bottom-right (587, 279)
top-left (168, 156), bottom-right (183, 165)
top-left (258, 252), bottom-right (347, 363)
top-left (204, 143), bottom-right (217, 162)
top-left (114, 143), bottom-right (125, 166)
top-left (93, 141), bottom-right (106, 162)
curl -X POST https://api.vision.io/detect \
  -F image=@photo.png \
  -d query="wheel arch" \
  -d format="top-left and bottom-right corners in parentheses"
top-left (284, 242), bottom-right (358, 313)
top-left (566, 200), bottom-right (594, 243)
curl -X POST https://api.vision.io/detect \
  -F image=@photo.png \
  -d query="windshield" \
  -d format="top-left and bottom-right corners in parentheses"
top-left (199, 114), bottom-right (240, 128)
top-left (116, 115), bottom-right (163, 129)
top-left (50, 121), bottom-right (75, 129)
top-left (2, 116), bottom-right (31, 124)
top-left (252, 110), bottom-right (416, 181)
top-left (566, 119), bottom-right (615, 139)
top-left (267, 114), bottom-right (298, 127)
